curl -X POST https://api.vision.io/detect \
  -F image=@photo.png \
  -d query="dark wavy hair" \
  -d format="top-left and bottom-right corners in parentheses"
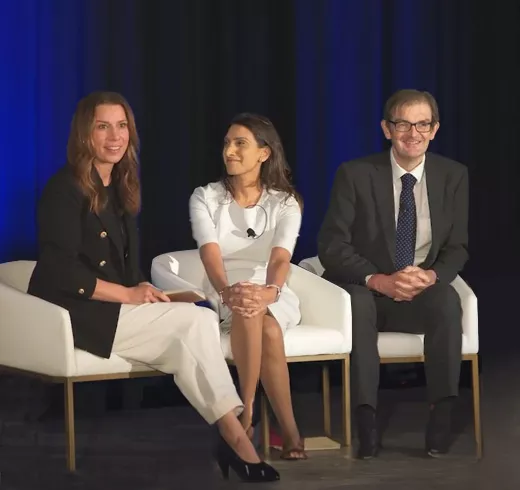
top-left (66, 91), bottom-right (141, 215)
top-left (221, 113), bottom-right (302, 209)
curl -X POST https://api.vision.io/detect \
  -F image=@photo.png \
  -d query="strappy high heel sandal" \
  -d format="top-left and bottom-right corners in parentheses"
top-left (279, 438), bottom-right (307, 461)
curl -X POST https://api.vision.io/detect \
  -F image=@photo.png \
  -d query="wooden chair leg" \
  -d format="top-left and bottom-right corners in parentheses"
top-left (322, 363), bottom-right (331, 437)
top-left (64, 379), bottom-right (76, 471)
top-left (260, 391), bottom-right (270, 459)
top-left (342, 355), bottom-right (352, 449)
top-left (471, 354), bottom-right (483, 459)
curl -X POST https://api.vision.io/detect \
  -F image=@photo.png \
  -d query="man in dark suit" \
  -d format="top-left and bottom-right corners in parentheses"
top-left (318, 89), bottom-right (468, 459)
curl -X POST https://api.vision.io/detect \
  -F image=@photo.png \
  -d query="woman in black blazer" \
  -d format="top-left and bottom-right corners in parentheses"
top-left (28, 91), bottom-right (278, 483)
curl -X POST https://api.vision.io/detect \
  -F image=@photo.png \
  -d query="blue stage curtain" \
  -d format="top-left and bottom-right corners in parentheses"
top-left (293, 0), bottom-right (472, 260)
top-left (0, 0), bottom-right (504, 279)
top-left (0, 0), bottom-right (142, 262)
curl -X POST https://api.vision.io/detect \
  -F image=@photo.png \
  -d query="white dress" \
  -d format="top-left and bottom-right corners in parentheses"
top-left (189, 181), bottom-right (302, 334)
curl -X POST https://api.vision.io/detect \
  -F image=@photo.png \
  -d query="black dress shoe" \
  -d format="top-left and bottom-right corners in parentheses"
top-left (356, 405), bottom-right (379, 459)
top-left (425, 397), bottom-right (454, 457)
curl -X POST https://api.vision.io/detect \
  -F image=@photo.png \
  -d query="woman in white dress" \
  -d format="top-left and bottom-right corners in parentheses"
top-left (189, 113), bottom-right (306, 460)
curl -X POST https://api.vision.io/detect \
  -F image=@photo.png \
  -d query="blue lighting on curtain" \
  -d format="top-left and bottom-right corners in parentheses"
top-left (0, 0), bottom-right (472, 264)
top-left (294, 0), bottom-right (388, 257)
top-left (0, 0), bottom-right (140, 262)
top-left (292, 0), bottom-right (470, 260)
top-left (0, 0), bottom-right (38, 261)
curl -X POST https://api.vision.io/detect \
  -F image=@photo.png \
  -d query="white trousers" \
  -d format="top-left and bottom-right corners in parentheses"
top-left (113, 302), bottom-right (243, 424)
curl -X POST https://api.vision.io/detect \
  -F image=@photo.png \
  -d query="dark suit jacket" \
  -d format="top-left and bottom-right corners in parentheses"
top-left (317, 151), bottom-right (469, 286)
top-left (28, 165), bottom-right (145, 358)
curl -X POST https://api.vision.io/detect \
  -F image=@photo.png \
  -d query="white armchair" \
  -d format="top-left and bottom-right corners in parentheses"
top-left (151, 249), bottom-right (353, 456)
top-left (298, 256), bottom-right (482, 458)
top-left (0, 261), bottom-right (164, 471)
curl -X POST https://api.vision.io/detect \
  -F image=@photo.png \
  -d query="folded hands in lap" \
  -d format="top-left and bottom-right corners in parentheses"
top-left (222, 283), bottom-right (278, 318)
top-left (370, 267), bottom-right (436, 302)
top-left (392, 266), bottom-right (436, 301)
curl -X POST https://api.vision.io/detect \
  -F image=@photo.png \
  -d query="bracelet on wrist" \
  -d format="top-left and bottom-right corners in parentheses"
top-left (218, 286), bottom-right (229, 304)
top-left (265, 284), bottom-right (281, 303)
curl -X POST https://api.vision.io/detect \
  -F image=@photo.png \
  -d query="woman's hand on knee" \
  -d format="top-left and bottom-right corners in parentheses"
top-left (227, 283), bottom-right (262, 318)
top-left (229, 283), bottom-right (277, 318)
top-left (125, 284), bottom-right (171, 304)
top-left (228, 283), bottom-right (261, 308)
top-left (233, 305), bottom-right (267, 318)
top-left (230, 293), bottom-right (266, 318)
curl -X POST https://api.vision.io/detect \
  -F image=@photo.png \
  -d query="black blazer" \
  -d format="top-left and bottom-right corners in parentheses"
top-left (28, 165), bottom-right (145, 358)
top-left (317, 151), bottom-right (469, 286)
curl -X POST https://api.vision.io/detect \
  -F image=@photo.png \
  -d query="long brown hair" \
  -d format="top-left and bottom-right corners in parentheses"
top-left (221, 113), bottom-right (303, 209)
top-left (66, 91), bottom-right (141, 215)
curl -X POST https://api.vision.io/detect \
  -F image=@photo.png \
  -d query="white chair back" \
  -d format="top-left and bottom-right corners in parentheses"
top-left (298, 256), bottom-right (325, 276)
top-left (0, 260), bottom-right (36, 292)
top-left (151, 250), bottom-right (206, 291)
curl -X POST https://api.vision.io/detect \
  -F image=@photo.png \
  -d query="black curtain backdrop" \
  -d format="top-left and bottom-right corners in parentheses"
top-left (1, 0), bottom-right (519, 313)
top-left (135, 0), bottom-right (297, 270)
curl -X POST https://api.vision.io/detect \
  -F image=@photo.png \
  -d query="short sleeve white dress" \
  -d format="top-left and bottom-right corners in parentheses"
top-left (189, 181), bottom-right (302, 334)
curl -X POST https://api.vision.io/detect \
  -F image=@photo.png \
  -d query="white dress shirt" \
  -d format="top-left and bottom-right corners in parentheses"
top-left (390, 149), bottom-right (432, 266)
top-left (365, 150), bottom-right (432, 284)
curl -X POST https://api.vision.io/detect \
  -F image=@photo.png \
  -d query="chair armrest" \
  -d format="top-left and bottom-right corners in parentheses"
top-left (0, 282), bottom-right (77, 377)
top-left (450, 275), bottom-right (479, 354)
top-left (287, 264), bottom-right (352, 353)
top-left (151, 250), bottom-right (205, 290)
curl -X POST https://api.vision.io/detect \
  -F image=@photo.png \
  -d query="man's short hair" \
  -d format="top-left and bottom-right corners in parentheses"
top-left (383, 89), bottom-right (440, 123)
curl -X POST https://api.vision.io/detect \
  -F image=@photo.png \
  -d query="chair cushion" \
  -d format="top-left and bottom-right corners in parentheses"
top-left (220, 324), bottom-right (346, 360)
top-left (378, 332), bottom-right (473, 358)
top-left (74, 331), bottom-right (473, 373)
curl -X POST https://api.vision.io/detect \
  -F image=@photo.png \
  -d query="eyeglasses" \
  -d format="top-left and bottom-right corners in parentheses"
top-left (387, 120), bottom-right (434, 133)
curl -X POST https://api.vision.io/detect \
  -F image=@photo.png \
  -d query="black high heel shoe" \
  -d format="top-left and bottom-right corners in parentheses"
top-left (215, 436), bottom-right (280, 483)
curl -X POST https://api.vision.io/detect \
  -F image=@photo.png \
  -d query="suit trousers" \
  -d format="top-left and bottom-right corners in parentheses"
top-left (343, 282), bottom-right (462, 409)
top-left (113, 302), bottom-right (243, 424)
